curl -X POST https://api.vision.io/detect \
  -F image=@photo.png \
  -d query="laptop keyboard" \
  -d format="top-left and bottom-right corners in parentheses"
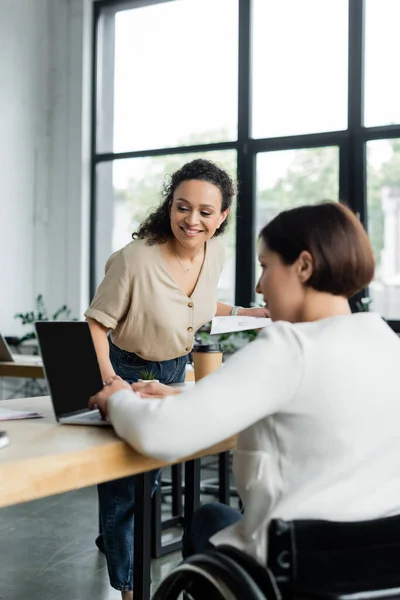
top-left (76, 411), bottom-right (105, 422)
top-left (82, 410), bottom-right (103, 421)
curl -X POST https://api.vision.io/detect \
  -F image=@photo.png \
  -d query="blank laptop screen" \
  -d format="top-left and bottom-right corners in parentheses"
top-left (35, 321), bottom-right (104, 418)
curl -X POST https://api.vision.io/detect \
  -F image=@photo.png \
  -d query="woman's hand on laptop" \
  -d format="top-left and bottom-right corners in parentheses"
top-left (131, 381), bottom-right (181, 398)
top-left (88, 376), bottom-right (130, 418)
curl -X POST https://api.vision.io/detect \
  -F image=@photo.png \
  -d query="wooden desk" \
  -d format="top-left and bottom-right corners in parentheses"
top-left (0, 361), bottom-right (195, 381)
top-left (0, 360), bottom-right (44, 379)
top-left (0, 396), bottom-right (236, 598)
top-left (0, 396), bottom-right (235, 507)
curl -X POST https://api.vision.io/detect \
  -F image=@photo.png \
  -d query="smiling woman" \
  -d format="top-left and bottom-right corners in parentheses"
top-left (83, 157), bottom-right (268, 599)
top-left (133, 158), bottom-right (233, 243)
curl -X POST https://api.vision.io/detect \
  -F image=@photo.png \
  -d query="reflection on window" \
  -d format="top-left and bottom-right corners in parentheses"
top-left (252, 0), bottom-right (348, 138)
top-left (99, 0), bottom-right (238, 153)
top-left (364, 0), bottom-right (400, 127)
top-left (255, 147), bottom-right (339, 300)
top-left (96, 151), bottom-right (237, 304)
top-left (367, 140), bottom-right (400, 319)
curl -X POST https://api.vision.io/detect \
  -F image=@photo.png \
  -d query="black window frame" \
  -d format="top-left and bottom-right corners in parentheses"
top-left (90, 0), bottom-right (400, 332)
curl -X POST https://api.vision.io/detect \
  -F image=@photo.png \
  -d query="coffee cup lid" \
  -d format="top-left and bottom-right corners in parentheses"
top-left (193, 342), bottom-right (222, 353)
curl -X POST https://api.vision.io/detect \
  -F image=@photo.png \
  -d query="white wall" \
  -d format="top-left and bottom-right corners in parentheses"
top-left (0, 0), bottom-right (92, 336)
top-left (0, 0), bottom-right (50, 335)
top-left (46, 0), bottom-right (92, 325)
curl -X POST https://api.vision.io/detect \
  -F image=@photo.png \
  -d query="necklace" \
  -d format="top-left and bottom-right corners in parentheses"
top-left (172, 246), bottom-right (203, 272)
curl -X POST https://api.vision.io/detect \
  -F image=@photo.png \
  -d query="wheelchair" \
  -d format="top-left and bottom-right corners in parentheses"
top-left (152, 513), bottom-right (400, 600)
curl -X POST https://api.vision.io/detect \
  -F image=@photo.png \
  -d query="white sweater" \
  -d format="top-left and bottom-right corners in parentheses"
top-left (108, 313), bottom-right (400, 563)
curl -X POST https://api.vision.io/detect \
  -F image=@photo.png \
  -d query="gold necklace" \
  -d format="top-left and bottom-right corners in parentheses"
top-left (172, 246), bottom-right (203, 272)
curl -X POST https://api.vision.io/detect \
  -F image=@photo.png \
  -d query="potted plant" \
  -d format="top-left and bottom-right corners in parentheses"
top-left (137, 368), bottom-right (159, 383)
top-left (355, 297), bottom-right (372, 312)
top-left (195, 322), bottom-right (259, 358)
top-left (14, 294), bottom-right (77, 351)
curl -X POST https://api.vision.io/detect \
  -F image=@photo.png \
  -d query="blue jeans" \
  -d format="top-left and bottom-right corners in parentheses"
top-left (98, 339), bottom-right (187, 591)
top-left (182, 502), bottom-right (242, 558)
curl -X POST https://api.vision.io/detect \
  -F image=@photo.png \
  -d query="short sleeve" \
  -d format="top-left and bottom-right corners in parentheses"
top-left (84, 249), bottom-right (131, 330)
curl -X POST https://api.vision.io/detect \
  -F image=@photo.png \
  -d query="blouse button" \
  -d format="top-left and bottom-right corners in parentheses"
top-left (185, 346), bottom-right (191, 352)
top-left (187, 326), bottom-right (193, 332)
top-left (188, 302), bottom-right (194, 308)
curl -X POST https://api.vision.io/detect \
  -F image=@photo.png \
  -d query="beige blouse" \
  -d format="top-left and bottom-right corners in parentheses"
top-left (84, 237), bottom-right (224, 361)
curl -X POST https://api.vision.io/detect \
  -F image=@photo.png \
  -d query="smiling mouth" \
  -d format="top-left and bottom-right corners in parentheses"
top-left (180, 226), bottom-right (203, 236)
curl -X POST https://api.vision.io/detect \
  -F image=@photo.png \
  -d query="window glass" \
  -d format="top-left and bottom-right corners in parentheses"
top-left (252, 0), bottom-right (348, 138)
top-left (364, 0), bottom-right (400, 127)
top-left (255, 147), bottom-right (339, 301)
top-left (367, 139), bottom-right (400, 318)
top-left (97, 0), bottom-right (238, 153)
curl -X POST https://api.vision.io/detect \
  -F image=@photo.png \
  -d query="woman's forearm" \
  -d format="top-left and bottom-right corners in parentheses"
top-left (216, 302), bottom-right (268, 318)
top-left (86, 318), bottom-right (116, 380)
top-left (108, 324), bottom-right (302, 461)
top-left (216, 301), bottom-right (234, 316)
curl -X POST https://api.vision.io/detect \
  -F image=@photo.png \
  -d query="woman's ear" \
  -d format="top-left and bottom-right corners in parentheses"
top-left (297, 251), bottom-right (313, 283)
top-left (218, 208), bottom-right (229, 229)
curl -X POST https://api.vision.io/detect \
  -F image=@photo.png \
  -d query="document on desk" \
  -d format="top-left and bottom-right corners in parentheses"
top-left (0, 408), bottom-right (43, 421)
top-left (210, 316), bottom-right (272, 335)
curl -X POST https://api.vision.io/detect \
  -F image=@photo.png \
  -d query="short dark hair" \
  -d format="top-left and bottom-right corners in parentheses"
top-left (132, 158), bottom-right (235, 245)
top-left (259, 202), bottom-right (375, 298)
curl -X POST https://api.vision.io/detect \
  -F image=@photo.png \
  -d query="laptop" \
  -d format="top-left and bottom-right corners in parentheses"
top-left (34, 321), bottom-right (111, 426)
top-left (0, 333), bottom-right (42, 364)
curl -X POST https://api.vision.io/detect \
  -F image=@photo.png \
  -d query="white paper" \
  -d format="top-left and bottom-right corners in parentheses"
top-left (210, 316), bottom-right (272, 335)
top-left (0, 408), bottom-right (43, 421)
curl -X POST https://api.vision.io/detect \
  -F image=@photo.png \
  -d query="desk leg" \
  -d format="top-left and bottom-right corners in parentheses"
top-left (218, 451), bottom-right (230, 505)
top-left (184, 459), bottom-right (201, 523)
top-left (134, 471), bottom-right (152, 600)
top-left (172, 463), bottom-right (183, 516)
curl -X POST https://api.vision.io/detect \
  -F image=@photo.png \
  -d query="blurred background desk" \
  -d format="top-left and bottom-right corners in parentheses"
top-left (0, 361), bottom-right (194, 382)
top-left (0, 361), bottom-right (193, 400)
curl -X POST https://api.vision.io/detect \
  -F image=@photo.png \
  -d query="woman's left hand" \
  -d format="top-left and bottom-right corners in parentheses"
top-left (88, 376), bottom-right (131, 418)
top-left (238, 306), bottom-right (270, 318)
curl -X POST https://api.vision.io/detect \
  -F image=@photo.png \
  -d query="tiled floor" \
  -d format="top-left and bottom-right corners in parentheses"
top-left (0, 376), bottom-right (48, 401)
top-left (0, 485), bottom-right (182, 600)
top-left (0, 378), bottom-right (234, 599)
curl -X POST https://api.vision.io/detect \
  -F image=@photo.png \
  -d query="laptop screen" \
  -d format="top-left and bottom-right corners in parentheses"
top-left (0, 334), bottom-right (14, 362)
top-left (35, 321), bottom-right (104, 418)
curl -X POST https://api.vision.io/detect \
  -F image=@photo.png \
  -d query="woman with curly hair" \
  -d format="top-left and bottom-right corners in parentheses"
top-left (84, 158), bottom-right (267, 599)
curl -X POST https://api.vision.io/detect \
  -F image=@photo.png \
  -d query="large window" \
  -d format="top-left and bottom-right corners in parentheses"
top-left (92, 0), bottom-right (400, 328)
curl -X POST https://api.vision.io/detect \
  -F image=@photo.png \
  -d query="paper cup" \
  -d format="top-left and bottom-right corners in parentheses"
top-left (192, 343), bottom-right (223, 382)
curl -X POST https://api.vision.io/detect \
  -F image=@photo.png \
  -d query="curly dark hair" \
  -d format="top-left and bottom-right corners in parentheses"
top-left (132, 158), bottom-right (235, 245)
